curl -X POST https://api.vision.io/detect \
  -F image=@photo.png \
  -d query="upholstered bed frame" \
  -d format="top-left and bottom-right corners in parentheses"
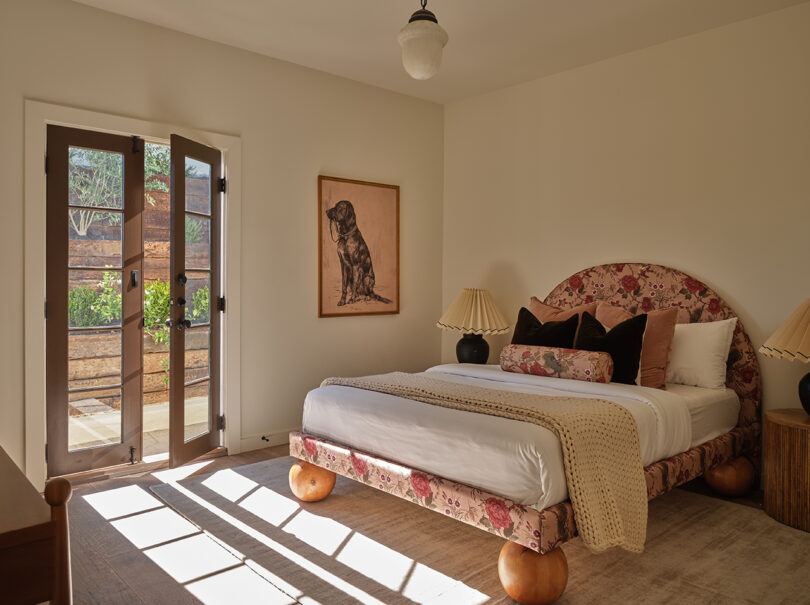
top-left (289, 263), bottom-right (761, 603)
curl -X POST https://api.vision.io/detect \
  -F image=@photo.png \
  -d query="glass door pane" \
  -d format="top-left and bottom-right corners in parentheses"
top-left (66, 147), bottom-right (125, 452)
top-left (142, 142), bottom-right (172, 458)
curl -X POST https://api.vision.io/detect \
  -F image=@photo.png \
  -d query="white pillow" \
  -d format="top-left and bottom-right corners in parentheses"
top-left (666, 318), bottom-right (737, 389)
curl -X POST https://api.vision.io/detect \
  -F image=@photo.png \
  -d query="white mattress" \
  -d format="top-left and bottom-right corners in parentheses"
top-left (302, 364), bottom-right (739, 510)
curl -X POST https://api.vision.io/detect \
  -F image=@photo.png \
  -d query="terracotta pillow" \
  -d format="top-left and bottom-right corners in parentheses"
top-left (528, 297), bottom-right (597, 323)
top-left (595, 303), bottom-right (678, 389)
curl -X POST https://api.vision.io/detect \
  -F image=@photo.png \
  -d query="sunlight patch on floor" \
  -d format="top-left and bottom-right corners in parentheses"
top-left (282, 509), bottom-right (352, 556)
top-left (201, 468), bottom-right (258, 502)
top-left (85, 483), bottom-right (305, 603)
top-left (83, 484), bottom-right (163, 520)
top-left (403, 563), bottom-right (489, 605)
top-left (143, 533), bottom-right (240, 583)
top-left (151, 459), bottom-right (213, 483)
top-left (185, 565), bottom-right (296, 605)
top-left (239, 486), bottom-right (300, 527)
top-left (336, 532), bottom-right (413, 591)
top-left (110, 507), bottom-right (199, 549)
top-left (167, 480), bottom-right (387, 605)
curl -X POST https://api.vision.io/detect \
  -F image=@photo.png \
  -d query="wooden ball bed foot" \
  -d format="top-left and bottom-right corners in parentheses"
top-left (704, 456), bottom-right (755, 497)
top-left (289, 459), bottom-right (336, 502)
top-left (498, 542), bottom-right (568, 605)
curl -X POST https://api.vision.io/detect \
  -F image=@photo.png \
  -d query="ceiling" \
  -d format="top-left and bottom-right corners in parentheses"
top-left (72, 0), bottom-right (806, 104)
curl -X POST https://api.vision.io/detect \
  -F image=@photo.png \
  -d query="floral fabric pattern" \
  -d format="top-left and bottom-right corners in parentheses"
top-left (289, 431), bottom-right (578, 553)
top-left (500, 344), bottom-right (614, 383)
top-left (291, 427), bottom-right (759, 554)
top-left (544, 263), bottom-right (761, 427)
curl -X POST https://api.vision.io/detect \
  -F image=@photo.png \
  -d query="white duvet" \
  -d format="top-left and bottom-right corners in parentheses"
top-left (302, 364), bottom-right (737, 510)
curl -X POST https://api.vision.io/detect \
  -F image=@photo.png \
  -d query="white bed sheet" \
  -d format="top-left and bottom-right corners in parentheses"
top-left (664, 383), bottom-right (739, 448)
top-left (302, 364), bottom-right (737, 510)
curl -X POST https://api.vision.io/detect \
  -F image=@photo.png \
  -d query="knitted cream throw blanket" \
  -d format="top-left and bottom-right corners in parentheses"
top-left (323, 372), bottom-right (647, 553)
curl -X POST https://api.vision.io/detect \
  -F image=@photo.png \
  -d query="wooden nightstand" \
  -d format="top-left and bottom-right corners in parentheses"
top-left (764, 409), bottom-right (810, 532)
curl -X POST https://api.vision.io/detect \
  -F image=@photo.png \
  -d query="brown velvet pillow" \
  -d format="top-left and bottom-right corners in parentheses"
top-left (595, 303), bottom-right (678, 389)
top-left (528, 297), bottom-right (598, 324)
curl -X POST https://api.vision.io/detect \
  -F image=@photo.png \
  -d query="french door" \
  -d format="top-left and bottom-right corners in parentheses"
top-left (46, 126), bottom-right (223, 477)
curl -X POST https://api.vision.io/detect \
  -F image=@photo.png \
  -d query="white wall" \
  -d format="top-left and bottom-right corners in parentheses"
top-left (0, 0), bottom-right (444, 469)
top-left (443, 4), bottom-right (810, 412)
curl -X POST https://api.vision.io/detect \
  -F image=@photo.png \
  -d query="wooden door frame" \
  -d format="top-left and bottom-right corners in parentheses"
top-left (23, 101), bottom-right (243, 489)
top-left (45, 125), bottom-right (144, 477)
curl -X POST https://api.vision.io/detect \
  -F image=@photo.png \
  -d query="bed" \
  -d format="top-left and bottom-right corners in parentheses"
top-left (289, 263), bottom-right (761, 604)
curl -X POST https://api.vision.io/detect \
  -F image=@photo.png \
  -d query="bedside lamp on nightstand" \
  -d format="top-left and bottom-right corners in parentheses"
top-left (759, 298), bottom-right (810, 414)
top-left (437, 288), bottom-right (509, 364)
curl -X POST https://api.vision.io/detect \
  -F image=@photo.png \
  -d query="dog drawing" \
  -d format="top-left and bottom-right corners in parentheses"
top-left (326, 200), bottom-right (392, 306)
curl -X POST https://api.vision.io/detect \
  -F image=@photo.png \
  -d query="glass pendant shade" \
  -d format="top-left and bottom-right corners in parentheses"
top-left (397, 18), bottom-right (449, 80)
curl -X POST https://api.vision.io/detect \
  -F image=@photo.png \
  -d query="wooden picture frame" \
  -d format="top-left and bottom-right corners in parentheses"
top-left (318, 175), bottom-right (399, 317)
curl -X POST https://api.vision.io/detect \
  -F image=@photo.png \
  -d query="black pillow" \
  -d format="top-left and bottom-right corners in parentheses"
top-left (575, 311), bottom-right (647, 385)
top-left (511, 307), bottom-right (578, 348)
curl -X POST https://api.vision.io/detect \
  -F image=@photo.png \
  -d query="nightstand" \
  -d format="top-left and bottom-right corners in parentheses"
top-left (764, 409), bottom-right (810, 532)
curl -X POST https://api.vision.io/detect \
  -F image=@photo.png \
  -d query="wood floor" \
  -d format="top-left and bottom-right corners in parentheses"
top-left (67, 446), bottom-right (764, 604)
top-left (68, 445), bottom-right (289, 604)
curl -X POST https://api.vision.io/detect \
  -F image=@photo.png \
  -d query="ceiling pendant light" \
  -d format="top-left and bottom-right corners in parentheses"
top-left (397, 0), bottom-right (449, 81)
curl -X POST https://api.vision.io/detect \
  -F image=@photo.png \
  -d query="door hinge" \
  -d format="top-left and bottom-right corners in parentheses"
top-left (132, 136), bottom-right (141, 153)
top-left (218, 296), bottom-right (226, 312)
top-left (44, 300), bottom-right (48, 319)
top-left (45, 155), bottom-right (49, 174)
top-left (45, 443), bottom-right (48, 463)
top-left (217, 415), bottom-right (225, 431)
top-left (218, 177), bottom-right (226, 193)
top-left (129, 446), bottom-right (136, 464)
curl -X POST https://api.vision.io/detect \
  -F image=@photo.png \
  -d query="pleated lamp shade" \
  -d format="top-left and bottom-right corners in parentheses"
top-left (759, 298), bottom-right (810, 362)
top-left (437, 288), bottom-right (509, 335)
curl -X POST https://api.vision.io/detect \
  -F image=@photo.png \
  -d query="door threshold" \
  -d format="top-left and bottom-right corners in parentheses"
top-left (53, 447), bottom-right (227, 486)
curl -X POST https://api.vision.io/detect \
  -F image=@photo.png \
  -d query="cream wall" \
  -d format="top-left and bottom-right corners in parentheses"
top-left (0, 0), bottom-right (444, 469)
top-left (443, 3), bottom-right (810, 412)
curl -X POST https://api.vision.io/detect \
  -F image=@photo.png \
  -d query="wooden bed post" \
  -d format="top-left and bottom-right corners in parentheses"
top-left (289, 459), bottom-right (336, 502)
top-left (44, 478), bottom-right (72, 605)
top-left (498, 542), bottom-right (568, 605)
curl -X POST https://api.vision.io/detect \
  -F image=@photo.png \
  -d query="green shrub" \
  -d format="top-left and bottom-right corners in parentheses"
top-left (190, 285), bottom-right (210, 323)
top-left (144, 279), bottom-right (171, 345)
top-left (68, 275), bottom-right (210, 343)
top-left (185, 215), bottom-right (205, 244)
top-left (68, 271), bottom-right (121, 327)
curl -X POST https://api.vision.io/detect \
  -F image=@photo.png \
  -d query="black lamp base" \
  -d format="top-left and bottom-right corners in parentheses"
top-left (456, 333), bottom-right (489, 364)
top-left (800, 371), bottom-right (810, 415)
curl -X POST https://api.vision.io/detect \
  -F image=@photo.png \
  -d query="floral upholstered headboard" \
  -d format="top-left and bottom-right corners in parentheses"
top-left (544, 263), bottom-right (760, 428)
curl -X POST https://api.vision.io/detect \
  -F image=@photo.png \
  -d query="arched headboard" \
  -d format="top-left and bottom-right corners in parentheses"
top-left (544, 263), bottom-right (760, 428)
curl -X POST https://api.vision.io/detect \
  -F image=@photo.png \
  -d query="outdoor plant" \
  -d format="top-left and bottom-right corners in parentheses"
top-left (68, 271), bottom-right (122, 327)
top-left (189, 285), bottom-right (210, 323)
top-left (185, 215), bottom-right (205, 244)
top-left (69, 276), bottom-right (209, 341)
top-left (144, 279), bottom-right (171, 345)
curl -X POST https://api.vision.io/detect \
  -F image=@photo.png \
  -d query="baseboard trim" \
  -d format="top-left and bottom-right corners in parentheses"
top-left (240, 428), bottom-right (299, 453)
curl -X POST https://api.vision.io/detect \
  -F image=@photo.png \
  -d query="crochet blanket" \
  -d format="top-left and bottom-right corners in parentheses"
top-left (323, 372), bottom-right (647, 553)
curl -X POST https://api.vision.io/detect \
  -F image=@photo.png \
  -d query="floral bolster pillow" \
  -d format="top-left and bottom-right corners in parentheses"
top-left (500, 345), bottom-right (614, 383)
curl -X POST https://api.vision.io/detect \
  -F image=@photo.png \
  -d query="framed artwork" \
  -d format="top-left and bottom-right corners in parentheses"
top-left (318, 175), bottom-right (399, 317)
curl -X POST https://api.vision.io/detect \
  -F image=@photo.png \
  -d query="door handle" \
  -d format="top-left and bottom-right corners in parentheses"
top-left (177, 272), bottom-right (187, 286)
top-left (131, 270), bottom-right (138, 288)
top-left (177, 319), bottom-right (192, 331)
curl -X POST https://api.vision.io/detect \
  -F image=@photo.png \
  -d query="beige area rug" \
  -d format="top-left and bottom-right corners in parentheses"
top-left (151, 456), bottom-right (810, 605)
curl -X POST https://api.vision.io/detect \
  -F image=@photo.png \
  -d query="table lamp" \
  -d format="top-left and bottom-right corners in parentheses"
top-left (437, 288), bottom-right (509, 363)
top-left (759, 298), bottom-right (810, 414)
